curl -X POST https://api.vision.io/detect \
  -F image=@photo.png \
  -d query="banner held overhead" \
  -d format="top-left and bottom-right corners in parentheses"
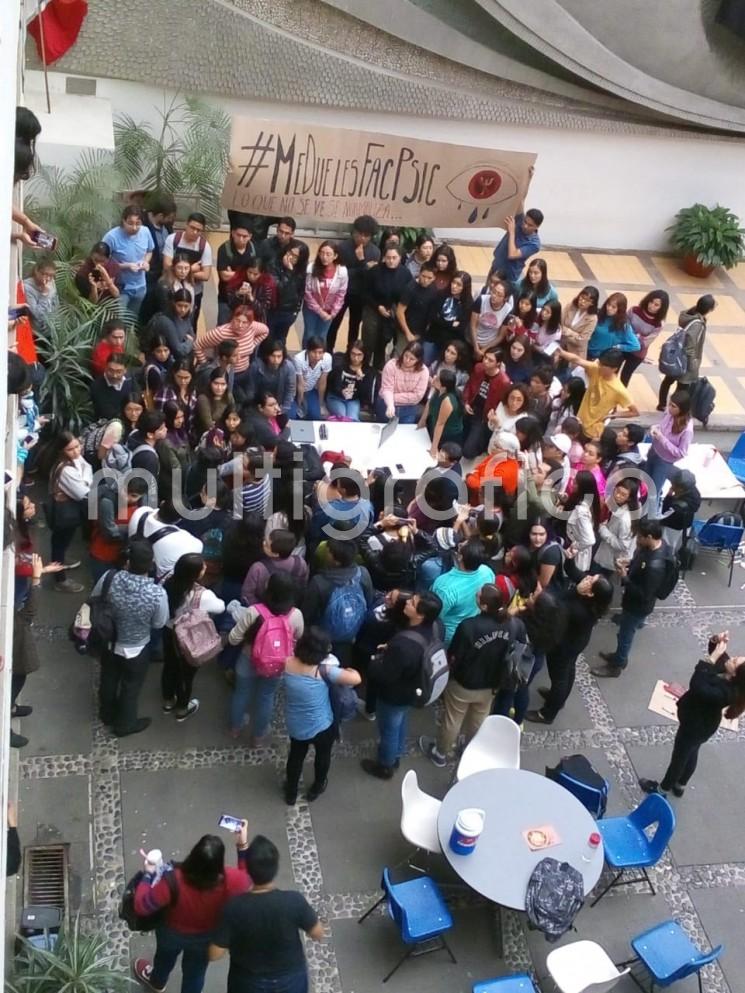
top-left (222, 119), bottom-right (536, 227)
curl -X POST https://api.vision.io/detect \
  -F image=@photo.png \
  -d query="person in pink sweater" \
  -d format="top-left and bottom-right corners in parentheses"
top-left (302, 242), bottom-right (348, 347)
top-left (644, 389), bottom-right (694, 511)
top-left (375, 341), bottom-right (430, 422)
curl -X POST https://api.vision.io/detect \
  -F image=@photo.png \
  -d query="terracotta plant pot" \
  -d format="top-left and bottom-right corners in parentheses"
top-left (682, 253), bottom-right (715, 278)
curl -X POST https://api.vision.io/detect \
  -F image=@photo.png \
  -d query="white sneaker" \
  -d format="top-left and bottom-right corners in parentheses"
top-left (176, 699), bottom-right (199, 722)
top-left (356, 698), bottom-right (376, 721)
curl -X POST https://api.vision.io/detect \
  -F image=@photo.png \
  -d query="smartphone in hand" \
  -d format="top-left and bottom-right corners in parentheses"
top-left (218, 813), bottom-right (242, 832)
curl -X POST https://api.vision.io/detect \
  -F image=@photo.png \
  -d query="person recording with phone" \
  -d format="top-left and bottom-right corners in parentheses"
top-left (639, 632), bottom-right (745, 798)
top-left (133, 817), bottom-right (252, 993)
top-left (75, 241), bottom-right (121, 304)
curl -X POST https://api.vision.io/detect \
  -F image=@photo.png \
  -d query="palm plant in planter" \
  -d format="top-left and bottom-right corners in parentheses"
top-left (668, 203), bottom-right (745, 277)
top-left (7, 916), bottom-right (130, 993)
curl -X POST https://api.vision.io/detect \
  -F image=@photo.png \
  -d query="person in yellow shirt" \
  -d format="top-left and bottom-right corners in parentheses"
top-left (555, 346), bottom-right (639, 440)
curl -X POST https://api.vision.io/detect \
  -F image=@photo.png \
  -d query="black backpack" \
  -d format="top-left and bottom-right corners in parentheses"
top-left (87, 570), bottom-right (118, 658)
top-left (688, 376), bottom-right (716, 427)
top-left (546, 754), bottom-right (608, 819)
top-left (655, 554), bottom-right (680, 601)
top-left (526, 857), bottom-right (584, 942)
top-left (119, 869), bottom-right (179, 932)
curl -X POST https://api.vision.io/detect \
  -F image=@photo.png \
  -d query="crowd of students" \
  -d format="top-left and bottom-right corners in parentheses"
top-left (12, 103), bottom-right (743, 993)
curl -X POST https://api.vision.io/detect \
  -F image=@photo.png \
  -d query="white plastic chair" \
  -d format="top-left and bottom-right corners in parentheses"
top-left (398, 770), bottom-right (442, 871)
top-left (455, 715), bottom-right (521, 781)
top-left (546, 940), bottom-right (630, 993)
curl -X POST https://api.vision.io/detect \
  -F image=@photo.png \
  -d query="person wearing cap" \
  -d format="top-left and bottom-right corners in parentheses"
top-left (541, 433), bottom-right (571, 491)
top-left (465, 430), bottom-right (520, 505)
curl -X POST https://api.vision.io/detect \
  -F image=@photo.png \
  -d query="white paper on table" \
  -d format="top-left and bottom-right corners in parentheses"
top-left (648, 679), bottom-right (738, 732)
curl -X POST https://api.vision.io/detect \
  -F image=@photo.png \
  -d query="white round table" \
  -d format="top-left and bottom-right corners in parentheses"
top-left (437, 768), bottom-right (604, 950)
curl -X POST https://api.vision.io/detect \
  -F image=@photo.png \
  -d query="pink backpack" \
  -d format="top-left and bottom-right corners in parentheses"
top-left (251, 604), bottom-right (294, 678)
top-left (175, 588), bottom-right (222, 667)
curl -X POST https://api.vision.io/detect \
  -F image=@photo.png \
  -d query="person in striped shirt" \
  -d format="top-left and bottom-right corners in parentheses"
top-left (195, 304), bottom-right (268, 388)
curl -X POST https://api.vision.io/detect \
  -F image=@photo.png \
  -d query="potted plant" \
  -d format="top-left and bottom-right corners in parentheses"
top-left (7, 916), bottom-right (131, 993)
top-left (668, 203), bottom-right (745, 277)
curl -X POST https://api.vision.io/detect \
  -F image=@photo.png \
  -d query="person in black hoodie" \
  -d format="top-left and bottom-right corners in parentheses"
top-left (361, 591), bottom-right (443, 780)
top-left (266, 242), bottom-right (305, 344)
top-left (592, 519), bottom-right (675, 677)
top-left (659, 467), bottom-right (701, 555)
top-left (525, 555), bottom-right (613, 725)
top-left (420, 583), bottom-right (526, 767)
top-left (639, 632), bottom-right (745, 797)
top-left (327, 215), bottom-right (381, 351)
top-left (361, 244), bottom-right (413, 370)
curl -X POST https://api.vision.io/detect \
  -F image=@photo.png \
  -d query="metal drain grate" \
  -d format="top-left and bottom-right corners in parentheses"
top-left (23, 844), bottom-right (69, 919)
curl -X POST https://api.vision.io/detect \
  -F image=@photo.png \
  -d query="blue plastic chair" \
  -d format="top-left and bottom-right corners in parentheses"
top-left (473, 975), bottom-right (538, 993)
top-left (726, 431), bottom-right (745, 484)
top-left (688, 519), bottom-right (744, 587)
top-left (358, 867), bottom-right (456, 982)
top-left (621, 919), bottom-right (723, 993)
top-left (590, 793), bottom-right (676, 907)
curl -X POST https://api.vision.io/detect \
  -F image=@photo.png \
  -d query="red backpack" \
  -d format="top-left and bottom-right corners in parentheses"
top-left (251, 604), bottom-right (295, 678)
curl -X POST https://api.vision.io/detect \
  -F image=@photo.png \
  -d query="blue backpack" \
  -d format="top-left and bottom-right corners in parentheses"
top-left (322, 568), bottom-right (366, 641)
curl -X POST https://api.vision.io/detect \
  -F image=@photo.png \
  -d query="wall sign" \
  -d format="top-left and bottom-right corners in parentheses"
top-left (222, 119), bottom-right (536, 226)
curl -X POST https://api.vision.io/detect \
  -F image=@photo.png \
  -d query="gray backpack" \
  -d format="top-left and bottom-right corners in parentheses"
top-left (526, 857), bottom-right (584, 942)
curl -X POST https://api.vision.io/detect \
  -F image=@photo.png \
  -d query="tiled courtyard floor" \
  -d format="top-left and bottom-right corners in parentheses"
top-left (14, 530), bottom-right (745, 993)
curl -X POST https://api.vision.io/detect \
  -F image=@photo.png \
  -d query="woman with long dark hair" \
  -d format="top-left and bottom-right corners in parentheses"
top-left (432, 244), bottom-right (458, 292)
top-left (133, 824), bottom-right (251, 993)
top-left (417, 367), bottom-right (464, 458)
top-left (302, 241), bottom-right (348, 346)
top-left (620, 289), bottom-right (670, 386)
top-left (428, 338), bottom-right (471, 393)
top-left (326, 339), bottom-right (373, 421)
top-left (564, 469), bottom-right (601, 572)
top-left (516, 257), bottom-right (558, 309)
top-left (426, 271), bottom-right (473, 356)
top-left (658, 294), bottom-right (716, 410)
top-left (163, 553), bottom-right (226, 722)
top-left (640, 632), bottom-right (745, 797)
top-left (362, 244), bottom-right (413, 370)
top-left (644, 389), bottom-right (693, 512)
top-left (47, 431), bottom-right (92, 593)
top-left (526, 556), bottom-right (613, 725)
top-left (587, 293), bottom-right (639, 359)
top-left (376, 341), bottom-right (430, 423)
top-left (560, 286), bottom-right (599, 361)
top-left (156, 361), bottom-right (197, 438)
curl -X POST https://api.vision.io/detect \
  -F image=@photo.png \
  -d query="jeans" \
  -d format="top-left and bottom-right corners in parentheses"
top-left (493, 653), bottom-right (545, 725)
top-left (268, 312), bottom-right (297, 345)
top-left (374, 396), bottom-right (420, 424)
top-left (325, 396), bottom-right (360, 421)
top-left (151, 925), bottom-right (211, 993)
top-left (229, 969), bottom-right (308, 993)
top-left (327, 294), bottom-right (363, 353)
top-left (230, 655), bottom-right (280, 735)
top-left (643, 447), bottom-right (673, 513)
top-left (121, 287), bottom-right (147, 316)
top-left (421, 341), bottom-right (441, 366)
top-left (161, 627), bottom-right (198, 711)
top-left (51, 525), bottom-right (78, 583)
top-left (377, 700), bottom-right (409, 768)
top-left (462, 416), bottom-right (491, 460)
top-left (99, 645), bottom-right (150, 733)
top-left (292, 388), bottom-right (322, 420)
top-left (285, 721), bottom-right (336, 799)
top-left (614, 610), bottom-right (647, 668)
top-left (301, 306), bottom-right (332, 347)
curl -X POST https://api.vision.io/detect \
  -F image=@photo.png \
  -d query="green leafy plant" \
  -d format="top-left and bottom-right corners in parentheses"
top-left (667, 203), bottom-right (745, 270)
top-left (7, 916), bottom-right (131, 993)
top-left (397, 226), bottom-right (434, 252)
top-left (34, 299), bottom-right (136, 433)
top-left (24, 150), bottom-right (123, 266)
top-left (114, 94), bottom-right (230, 225)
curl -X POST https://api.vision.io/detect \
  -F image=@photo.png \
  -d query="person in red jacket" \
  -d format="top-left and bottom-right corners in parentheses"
top-left (91, 318), bottom-right (128, 377)
top-left (462, 346), bottom-right (511, 459)
top-left (133, 820), bottom-right (252, 993)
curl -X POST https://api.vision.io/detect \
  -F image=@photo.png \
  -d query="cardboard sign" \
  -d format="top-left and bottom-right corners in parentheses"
top-left (222, 119), bottom-right (536, 227)
top-left (648, 679), bottom-right (738, 732)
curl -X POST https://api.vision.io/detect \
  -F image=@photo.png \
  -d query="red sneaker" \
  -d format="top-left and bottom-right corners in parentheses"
top-left (133, 958), bottom-right (166, 993)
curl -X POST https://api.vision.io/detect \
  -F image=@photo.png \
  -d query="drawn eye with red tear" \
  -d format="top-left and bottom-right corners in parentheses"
top-left (445, 163), bottom-right (519, 223)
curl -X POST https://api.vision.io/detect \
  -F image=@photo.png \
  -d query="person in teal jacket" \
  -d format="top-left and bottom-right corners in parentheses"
top-left (587, 293), bottom-right (639, 359)
top-left (432, 537), bottom-right (495, 645)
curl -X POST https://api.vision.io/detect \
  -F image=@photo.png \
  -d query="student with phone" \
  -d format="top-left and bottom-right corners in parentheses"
top-left (133, 819), bottom-right (252, 993)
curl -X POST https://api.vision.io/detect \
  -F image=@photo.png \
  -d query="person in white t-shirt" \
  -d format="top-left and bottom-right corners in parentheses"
top-left (163, 212), bottom-right (213, 326)
top-left (128, 503), bottom-right (203, 582)
top-left (292, 337), bottom-right (332, 419)
top-left (470, 276), bottom-right (513, 359)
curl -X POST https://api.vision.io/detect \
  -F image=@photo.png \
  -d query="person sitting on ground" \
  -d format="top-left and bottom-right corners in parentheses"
top-left (376, 341), bottom-right (430, 424)
top-left (293, 337), bottom-right (331, 420)
top-left (243, 339), bottom-right (296, 414)
top-left (245, 391), bottom-right (291, 449)
top-left (134, 822), bottom-right (252, 993)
